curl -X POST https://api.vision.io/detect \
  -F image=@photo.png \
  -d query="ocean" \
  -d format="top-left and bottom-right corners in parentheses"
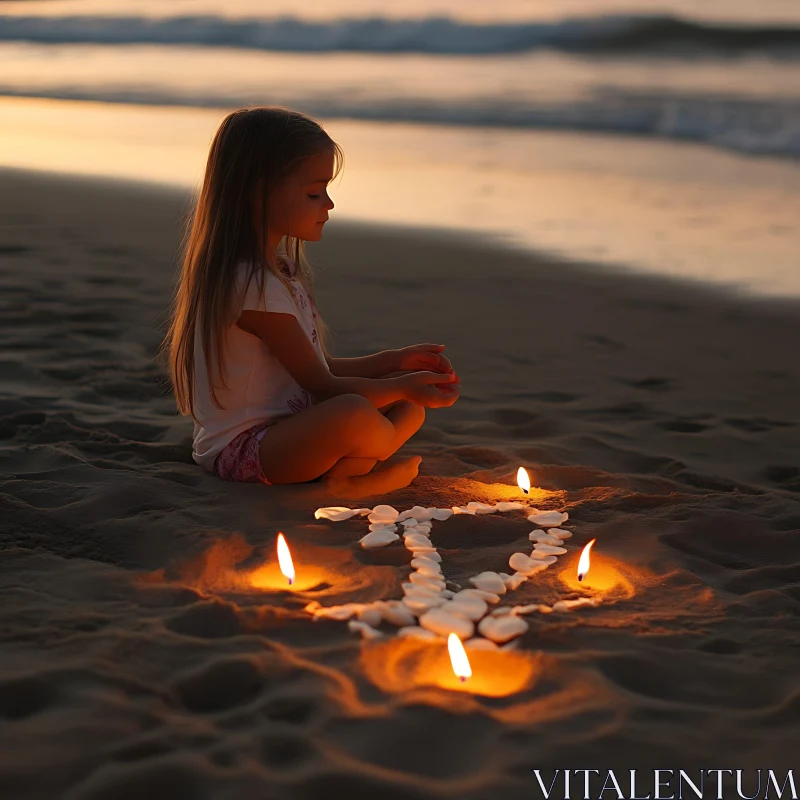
top-left (1, 0), bottom-right (798, 295)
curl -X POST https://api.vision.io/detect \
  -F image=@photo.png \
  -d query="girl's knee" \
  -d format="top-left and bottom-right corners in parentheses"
top-left (408, 401), bottom-right (426, 430)
top-left (327, 393), bottom-right (373, 417)
top-left (328, 394), bottom-right (393, 439)
top-left (393, 400), bottom-right (426, 433)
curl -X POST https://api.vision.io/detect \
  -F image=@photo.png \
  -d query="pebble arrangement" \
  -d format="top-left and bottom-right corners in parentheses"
top-left (306, 501), bottom-right (597, 651)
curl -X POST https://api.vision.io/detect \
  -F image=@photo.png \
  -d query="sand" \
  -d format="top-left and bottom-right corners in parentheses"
top-left (1, 167), bottom-right (799, 799)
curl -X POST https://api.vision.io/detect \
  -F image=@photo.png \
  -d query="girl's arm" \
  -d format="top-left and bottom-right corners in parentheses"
top-left (327, 352), bottom-right (396, 378)
top-left (237, 311), bottom-right (459, 409)
top-left (327, 344), bottom-right (453, 378)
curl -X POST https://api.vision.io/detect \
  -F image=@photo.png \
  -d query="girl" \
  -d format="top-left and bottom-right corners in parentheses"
top-left (164, 107), bottom-right (460, 486)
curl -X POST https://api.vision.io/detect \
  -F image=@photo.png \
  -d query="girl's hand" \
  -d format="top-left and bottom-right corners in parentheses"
top-left (394, 344), bottom-right (454, 375)
top-left (401, 371), bottom-right (460, 408)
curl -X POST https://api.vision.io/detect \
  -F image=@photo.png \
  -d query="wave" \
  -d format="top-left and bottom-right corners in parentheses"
top-left (1, 13), bottom-right (799, 57)
top-left (2, 85), bottom-right (798, 159)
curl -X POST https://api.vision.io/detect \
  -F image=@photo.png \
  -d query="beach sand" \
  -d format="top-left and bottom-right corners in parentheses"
top-left (1, 167), bottom-right (799, 798)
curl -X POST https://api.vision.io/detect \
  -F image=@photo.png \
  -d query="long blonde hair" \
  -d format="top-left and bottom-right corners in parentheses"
top-left (162, 107), bottom-right (344, 419)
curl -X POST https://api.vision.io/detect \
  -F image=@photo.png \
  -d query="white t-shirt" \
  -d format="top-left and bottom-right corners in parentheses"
top-left (191, 255), bottom-right (324, 472)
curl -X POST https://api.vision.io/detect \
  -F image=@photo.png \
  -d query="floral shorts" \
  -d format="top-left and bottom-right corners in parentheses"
top-left (214, 421), bottom-right (273, 484)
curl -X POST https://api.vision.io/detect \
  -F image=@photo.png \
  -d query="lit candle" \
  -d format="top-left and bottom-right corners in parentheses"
top-left (276, 532), bottom-right (295, 586)
top-left (448, 632), bottom-right (472, 683)
top-left (517, 467), bottom-right (531, 495)
top-left (577, 538), bottom-right (596, 582)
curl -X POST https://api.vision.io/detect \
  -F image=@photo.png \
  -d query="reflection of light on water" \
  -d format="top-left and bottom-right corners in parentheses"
top-left (361, 638), bottom-right (539, 697)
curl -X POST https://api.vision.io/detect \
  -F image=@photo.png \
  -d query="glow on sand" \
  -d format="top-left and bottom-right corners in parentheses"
top-left (361, 637), bottom-right (538, 697)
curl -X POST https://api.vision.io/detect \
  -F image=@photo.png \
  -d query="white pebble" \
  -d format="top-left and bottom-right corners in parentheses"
top-left (402, 582), bottom-right (441, 596)
top-left (511, 603), bottom-right (550, 616)
top-left (348, 620), bottom-right (383, 639)
top-left (369, 522), bottom-right (398, 533)
top-left (430, 508), bottom-right (454, 521)
top-left (529, 529), bottom-right (562, 545)
top-left (527, 510), bottom-right (569, 527)
top-left (397, 626), bottom-right (438, 641)
top-left (357, 606), bottom-right (382, 627)
top-left (469, 572), bottom-right (507, 595)
top-left (404, 533), bottom-right (433, 548)
top-left (419, 607), bottom-right (474, 639)
top-left (533, 543), bottom-right (567, 556)
top-left (375, 600), bottom-right (416, 628)
top-left (411, 563), bottom-right (442, 580)
top-left (478, 614), bottom-right (529, 644)
top-left (552, 597), bottom-right (597, 613)
top-left (415, 521), bottom-right (433, 531)
top-left (508, 552), bottom-right (541, 575)
top-left (503, 572), bottom-right (528, 591)
top-left (452, 506), bottom-right (477, 515)
top-left (315, 603), bottom-right (364, 621)
top-left (465, 637), bottom-right (499, 651)
top-left (467, 501), bottom-right (497, 515)
top-left (410, 556), bottom-right (442, 574)
top-left (495, 501), bottom-right (526, 512)
top-left (446, 595), bottom-right (488, 621)
top-left (368, 504), bottom-right (400, 524)
top-left (550, 528), bottom-right (573, 540)
top-left (409, 572), bottom-right (446, 592)
top-left (490, 606), bottom-right (513, 616)
top-left (315, 507), bottom-right (358, 521)
top-left (359, 529), bottom-right (400, 549)
top-left (402, 596), bottom-right (444, 614)
top-left (400, 517), bottom-right (419, 528)
top-left (409, 547), bottom-right (440, 560)
top-left (398, 506), bottom-right (434, 522)
top-left (527, 561), bottom-right (549, 577)
top-left (456, 588), bottom-right (501, 604)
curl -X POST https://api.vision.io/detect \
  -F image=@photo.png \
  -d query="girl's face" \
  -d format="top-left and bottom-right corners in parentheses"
top-left (266, 149), bottom-right (335, 245)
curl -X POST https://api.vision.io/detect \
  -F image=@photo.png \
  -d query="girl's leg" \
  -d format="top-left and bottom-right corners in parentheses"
top-left (379, 399), bottom-right (426, 456)
top-left (258, 394), bottom-right (424, 484)
top-left (324, 457), bottom-right (378, 480)
top-left (321, 400), bottom-right (425, 481)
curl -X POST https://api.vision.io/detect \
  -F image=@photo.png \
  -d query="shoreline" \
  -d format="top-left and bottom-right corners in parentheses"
top-left (2, 94), bottom-right (799, 296)
top-left (4, 162), bottom-right (800, 310)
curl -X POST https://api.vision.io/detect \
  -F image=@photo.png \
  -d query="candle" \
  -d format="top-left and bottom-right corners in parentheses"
top-left (276, 532), bottom-right (295, 586)
top-left (517, 466), bottom-right (531, 495)
top-left (577, 538), bottom-right (596, 582)
top-left (447, 633), bottom-right (472, 683)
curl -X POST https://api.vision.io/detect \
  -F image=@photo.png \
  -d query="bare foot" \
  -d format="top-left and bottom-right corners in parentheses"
top-left (323, 455), bottom-right (422, 500)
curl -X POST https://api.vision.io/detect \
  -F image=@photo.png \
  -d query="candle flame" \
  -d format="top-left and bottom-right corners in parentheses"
top-left (276, 533), bottom-right (295, 585)
top-left (577, 539), bottom-right (596, 582)
top-left (517, 466), bottom-right (531, 495)
top-left (448, 633), bottom-right (472, 683)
